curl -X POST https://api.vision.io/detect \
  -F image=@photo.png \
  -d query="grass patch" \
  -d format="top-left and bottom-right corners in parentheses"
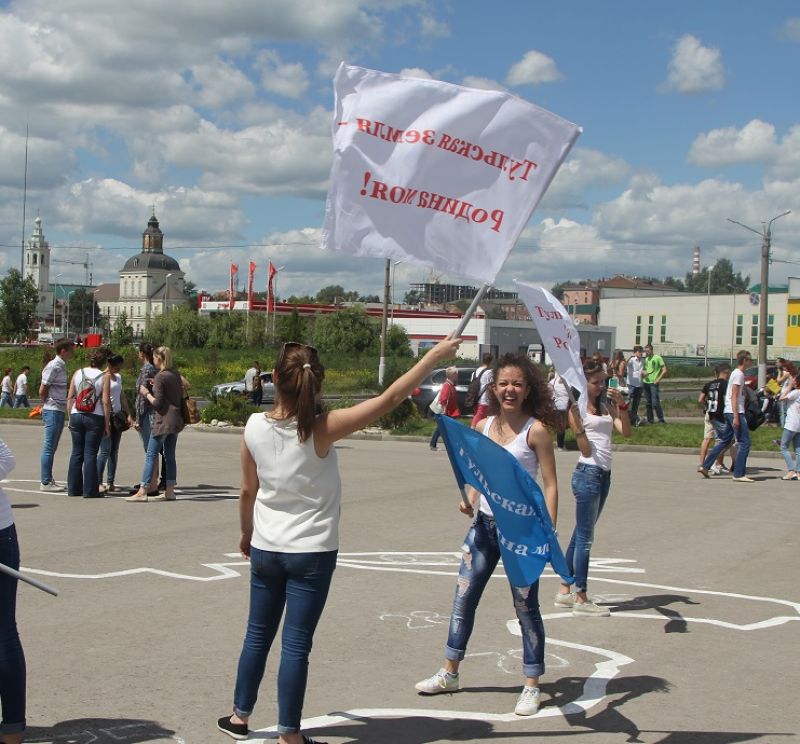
top-left (0, 407), bottom-right (38, 420)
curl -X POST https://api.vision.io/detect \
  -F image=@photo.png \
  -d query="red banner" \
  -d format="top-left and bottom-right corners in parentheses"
top-left (247, 261), bottom-right (256, 310)
top-left (229, 263), bottom-right (238, 310)
top-left (267, 261), bottom-right (278, 313)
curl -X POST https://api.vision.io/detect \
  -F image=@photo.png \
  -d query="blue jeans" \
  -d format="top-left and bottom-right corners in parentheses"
top-left (141, 432), bottom-right (177, 487)
top-left (0, 392), bottom-right (12, 408)
top-left (233, 547), bottom-right (337, 734)
top-left (67, 413), bottom-right (105, 497)
top-left (137, 411), bottom-right (153, 450)
top-left (703, 413), bottom-right (751, 478)
top-left (780, 429), bottom-right (800, 472)
top-left (567, 463), bottom-right (612, 593)
top-left (628, 386), bottom-right (643, 424)
top-left (97, 427), bottom-right (123, 485)
top-left (13, 395), bottom-right (28, 409)
top-left (0, 524), bottom-right (26, 738)
top-left (643, 382), bottom-right (664, 423)
top-left (445, 512), bottom-right (545, 678)
top-left (40, 409), bottom-right (65, 485)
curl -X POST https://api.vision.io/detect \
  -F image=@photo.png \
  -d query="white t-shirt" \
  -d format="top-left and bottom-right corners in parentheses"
top-left (548, 375), bottom-right (570, 411)
top-left (245, 413), bottom-right (342, 553)
top-left (42, 356), bottom-right (68, 411)
top-left (0, 440), bottom-right (15, 530)
top-left (1, 375), bottom-right (12, 395)
top-left (627, 356), bottom-right (643, 387)
top-left (244, 367), bottom-right (258, 392)
top-left (69, 367), bottom-right (105, 416)
top-left (784, 390), bottom-right (800, 432)
top-left (724, 368), bottom-right (746, 414)
top-left (105, 372), bottom-right (123, 413)
top-left (14, 373), bottom-right (27, 395)
top-left (473, 366), bottom-right (494, 407)
top-left (578, 406), bottom-right (614, 471)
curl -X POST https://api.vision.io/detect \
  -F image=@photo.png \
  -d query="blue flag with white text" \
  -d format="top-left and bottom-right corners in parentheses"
top-left (436, 415), bottom-right (573, 587)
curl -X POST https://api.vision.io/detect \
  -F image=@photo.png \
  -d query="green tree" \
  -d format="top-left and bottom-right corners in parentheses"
top-left (0, 269), bottom-right (40, 340)
top-left (684, 259), bottom-right (749, 293)
top-left (147, 304), bottom-right (210, 348)
top-left (663, 276), bottom-right (686, 291)
top-left (183, 280), bottom-right (198, 306)
top-left (110, 310), bottom-right (134, 347)
top-left (206, 311), bottom-right (246, 349)
top-left (550, 281), bottom-right (572, 301)
top-left (276, 304), bottom-right (308, 344)
top-left (312, 306), bottom-right (378, 355)
top-left (387, 323), bottom-right (413, 357)
top-left (315, 285), bottom-right (347, 304)
top-left (66, 288), bottom-right (100, 334)
top-left (404, 289), bottom-right (423, 305)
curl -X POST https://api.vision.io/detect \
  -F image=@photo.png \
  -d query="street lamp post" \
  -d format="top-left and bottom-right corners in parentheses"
top-left (378, 258), bottom-right (390, 387)
top-left (390, 260), bottom-right (403, 326)
top-left (704, 267), bottom-right (712, 367)
top-left (727, 210), bottom-right (791, 388)
top-left (92, 288), bottom-right (101, 332)
top-left (53, 273), bottom-right (63, 335)
top-left (165, 273), bottom-right (173, 315)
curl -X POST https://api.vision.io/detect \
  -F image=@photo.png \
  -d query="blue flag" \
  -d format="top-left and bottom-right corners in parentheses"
top-left (436, 415), bottom-right (573, 587)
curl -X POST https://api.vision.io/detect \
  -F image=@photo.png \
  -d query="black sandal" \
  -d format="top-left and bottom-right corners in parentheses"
top-left (303, 736), bottom-right (329, 744)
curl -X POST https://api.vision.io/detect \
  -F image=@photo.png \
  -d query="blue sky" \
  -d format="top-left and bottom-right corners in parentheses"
top-left (0, 0), bottom-right (798, 299)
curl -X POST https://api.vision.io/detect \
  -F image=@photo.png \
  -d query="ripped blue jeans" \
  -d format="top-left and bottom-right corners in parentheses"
top-left (445, 511), bottom-right (545, 678)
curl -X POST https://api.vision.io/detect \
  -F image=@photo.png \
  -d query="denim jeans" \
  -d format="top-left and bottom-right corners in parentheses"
top-left (643, 382), bottom-right (664, 423)
top-left (138, 411), bottom-right (153, 450)
top-left (40, 409), bottom-right (65, 485)
top-left (430, 423), bottom-right (442, 448)
top-left (233, 547), bottom-right (337, 734)
top-left (566, 463), bottom-right (612, 593)
top-left (67, 413), bottom-right (105, 496)
top-left (141, 432), bottom-right (177, 487)
top-left (445, 512), bottom-right (545, 678)
top-left (780, 429), bottom-right (800, 472)
top-left (0, 392), bottom-right (12, 408)
top-left (703, 413), bottom-right (751, 477)
top-left (628, 386), bottom-right (643, 424)
top-left (13, 395), bottom-right (28, 409)
top-left (0, 524), bottom-right (26, 738)
top-left (97, 427), bottom-right (123, 485)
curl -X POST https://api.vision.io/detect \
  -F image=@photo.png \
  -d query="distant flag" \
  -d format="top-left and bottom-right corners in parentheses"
top-left (247, 261), bottom-right (256, 310)
top-left (267, 260), bottom-right (278, 314)
top-left (229, 263), bottom-right (238, 311)
top-left (436, 415), bottom-right (572, 587)
top-left (514, 281), bottom-right (588, 417)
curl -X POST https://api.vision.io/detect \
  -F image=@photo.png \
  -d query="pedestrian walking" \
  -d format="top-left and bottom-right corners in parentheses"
top-left (97, 354), bottom-right (133, 494)
top-left (0, 369), bottom-right (13, 408)
top-left (469, 353), bottom-right (494, 427)
top-left (12, 367), bottom-right (29, 409)
top-left (415, 353), bottom-right (559, 716)
top-left (217, 335), bottom-right (461, 743)
top-left (245, 361), bottom-right (263, 406)
top-left (429, 366), bottom-right (459, 450)
top-left (778, 372), bottom-right (800, 480)
top-left (626, 346), bottom-right (644, 425)
top-left (38, 339), bottom-right (76, 491)
top-left (698, 363), bottom-right (734, 476)
top-left (0, 438), bottom-right (26, 744)
top-left (557, 359), bottom-right (631, 616)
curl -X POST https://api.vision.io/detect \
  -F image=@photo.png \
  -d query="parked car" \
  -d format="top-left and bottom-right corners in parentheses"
top-left (211, 371), bottom-right (275, 402)
top-left (410, 366), bottom-right (478, 417)
top-left (743, 364), bottom-right (777, 390)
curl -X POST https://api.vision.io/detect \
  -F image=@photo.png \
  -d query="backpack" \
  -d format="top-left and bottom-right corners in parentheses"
top-left (75, 370), bottom-right (99, 413)
top-left (465, 368), bottom-right (489, 410)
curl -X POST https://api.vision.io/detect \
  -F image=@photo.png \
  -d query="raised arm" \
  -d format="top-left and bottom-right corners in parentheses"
top-left (313, 334), bottom-right (462, 455)
top-left (567, 403), bottom-right (592, 457)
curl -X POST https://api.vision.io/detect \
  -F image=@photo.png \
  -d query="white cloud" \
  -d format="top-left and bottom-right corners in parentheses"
top-left (461, 76), bottom-right (506, 92)
top-left (540, 148), bottom-right (631, 210)
top-left (663, 34), bottom-right (725, 94)
top-left (420, 15), bottom-right (450, 38)
top-left (505, 50), bottom-right (563, 86)
top-left (688, 119), bottom-right (800, 179)
top-left (0, 125), bottom-right (76, 189)
top-left (779, 17), bottom-right (800, 41)
top-left (399, 67), bottom-right (433, 80)
top-left (255, 50), bottom-right (310, 99)
top-left (190, 57), bottom-right (256, 108)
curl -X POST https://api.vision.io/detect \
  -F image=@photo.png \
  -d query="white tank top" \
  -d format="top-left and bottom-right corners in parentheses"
top-left (106, 372), bottom-right (123, 413)
top-left (577, 405), bottom-right (614, 471)
top-left (244, 412), bottom-right (342, 553)
top-left (478, 416), bottom-right (540, 516)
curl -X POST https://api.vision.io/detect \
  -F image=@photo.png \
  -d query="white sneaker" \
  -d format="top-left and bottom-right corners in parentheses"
top-left (554, 591), bottom-right (576, 608)
top-left (572, 600), bottom-right (611, 617)
top-left (39, 481), bottom-right (65, 492)
top-left (415, 668), bottom-right (459, 695)
top-left (709, 464), bottom-right (722, 476)
top-left (515, 686), bottom-right (541, 716)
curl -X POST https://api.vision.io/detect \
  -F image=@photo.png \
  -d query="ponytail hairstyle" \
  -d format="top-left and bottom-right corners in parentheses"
top-left (274, 342), bottom-right (325, 442)
top-left (486, 352), bottom-right (558, 430)
top-left (583, 359), bottom-right (606, 413)
top-left (139, 342), bottom-right (155, 364)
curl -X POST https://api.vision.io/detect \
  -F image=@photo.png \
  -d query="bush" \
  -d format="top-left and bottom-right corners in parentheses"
top-left (200, 392), bottom-right (255, 426)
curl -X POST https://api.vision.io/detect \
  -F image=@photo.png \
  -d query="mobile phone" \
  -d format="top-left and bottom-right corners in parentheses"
top-left (608, 377), bottom-right (619, 389)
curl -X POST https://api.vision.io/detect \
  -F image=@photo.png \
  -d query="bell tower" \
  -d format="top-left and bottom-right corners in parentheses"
top-left (24, 214), bottom-right (50, 291)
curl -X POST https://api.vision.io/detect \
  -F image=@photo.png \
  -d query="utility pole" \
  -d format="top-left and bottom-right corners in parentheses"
top-left (378, 258), bottom-right (391, 387)
top-left (727, 210), bottom-right (791, 389)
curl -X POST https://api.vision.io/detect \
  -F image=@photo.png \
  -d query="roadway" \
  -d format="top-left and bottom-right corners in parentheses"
top-left (2, 422), bottom-right (798, 743)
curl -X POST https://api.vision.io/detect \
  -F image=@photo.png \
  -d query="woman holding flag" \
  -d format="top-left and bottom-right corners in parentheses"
top-left (556, 359), bottom-right (631, 616)
top-left (218, 334), bottom-right (461, 744)
top-left (415, 352), bottom-right (559, 716)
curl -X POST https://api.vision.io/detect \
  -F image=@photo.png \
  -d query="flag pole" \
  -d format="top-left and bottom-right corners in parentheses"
top-left (0, 561), bottom-right (58, 596)
top-left (453, 283), bottom-right (490, 337)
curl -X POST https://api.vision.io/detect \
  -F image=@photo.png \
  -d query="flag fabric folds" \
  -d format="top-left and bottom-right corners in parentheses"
top-left (247, 261), bottom-right (256, 310)
top-left (267, 261), bottom-right (278, 314)
top-left (515, 281), bottom-right (588, 418)
top-left (321, 63), bottom-right (581, 285)
top-left (229, 263), bottom-right (238, 311)
top-left (435, 415), bottom-right (572, 587)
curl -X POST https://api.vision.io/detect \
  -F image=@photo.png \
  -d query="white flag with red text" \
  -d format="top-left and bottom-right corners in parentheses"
top-left (321, 63), bottom-right (581, 285)
top-left (514, 280), bottom-right (587, 417)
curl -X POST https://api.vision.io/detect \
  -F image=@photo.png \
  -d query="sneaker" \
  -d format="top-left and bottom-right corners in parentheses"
top-left (698, 467), bottom-right (709, 479)
top-left (415, 668), bottom-right (459, 695)
top-left (554, 591), bottom-right (576, 608)
top-left (515, 686), bottom-right (541, 716)
top-left (732, 476), bottom-right (755, 483)
top-left (39, 481), bottom-right (65, 492)
top-left (572, 600), bottom-right (611, 617)
top-left (217, 715), bottom-right (248, 741)
top-left (718, 465), bottom-right (731, 474)
top-left (709, 464), bottom-right (721, 476)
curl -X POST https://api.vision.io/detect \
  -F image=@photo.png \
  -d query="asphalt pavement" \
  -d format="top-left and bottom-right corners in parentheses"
top-left (2, 421), bottom-right (798, 744)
